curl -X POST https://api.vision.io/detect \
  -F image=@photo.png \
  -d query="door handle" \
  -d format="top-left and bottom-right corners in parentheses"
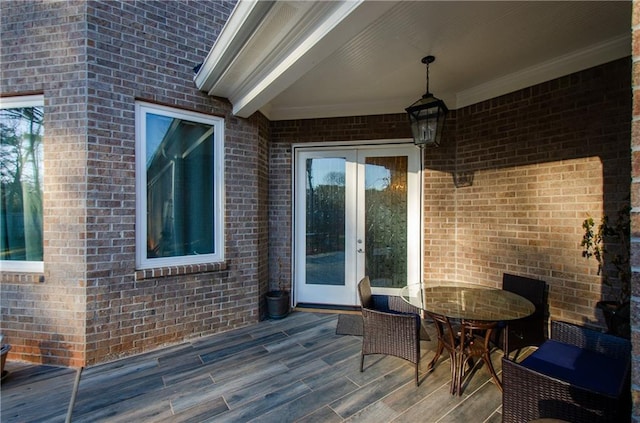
top-left (357, 248), bottom-right (364, 253)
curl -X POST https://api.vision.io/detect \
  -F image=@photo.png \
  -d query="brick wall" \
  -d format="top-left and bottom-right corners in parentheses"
top-left (452, 59), bottom-right (631, 328)
top-left (270, 58), bottom-right (631, 332)
top-left (0, 0), bottom-right (275, 366)
top-left (630, 0), bottom-right (639, 419)
top-left (255, 113), bottom-right (271, 318)
top-left (82, 0), bottom-right (265, 365)
top-left (1, 0), bottom-right (89, 366)
top-left (1, 0), bottom-right (634, 376)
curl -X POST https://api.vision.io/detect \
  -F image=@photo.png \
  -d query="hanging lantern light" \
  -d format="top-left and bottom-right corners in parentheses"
top-left (405, 55), bottom-right (448, 147)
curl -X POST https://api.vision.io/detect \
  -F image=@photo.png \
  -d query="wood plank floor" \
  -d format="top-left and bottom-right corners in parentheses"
top-left (1, 311), bottom-right (509, 423)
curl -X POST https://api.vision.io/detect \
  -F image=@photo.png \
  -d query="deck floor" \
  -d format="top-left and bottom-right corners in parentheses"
top-left (1, 311), bottom-right (509, 423)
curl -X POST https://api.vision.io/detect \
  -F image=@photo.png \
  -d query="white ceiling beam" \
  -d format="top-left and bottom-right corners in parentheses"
top-left (232, 1), bottom-right (398, 118)
top-left (194, 0), bottom-right (397, 119)
top-left (193, 0), bottom-right (276, 94)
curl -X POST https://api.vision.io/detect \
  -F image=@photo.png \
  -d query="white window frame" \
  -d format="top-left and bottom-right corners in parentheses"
top-left (0, 95), bottom-right (45, 273)
top-left (135, 101), bottom-right (225, 269)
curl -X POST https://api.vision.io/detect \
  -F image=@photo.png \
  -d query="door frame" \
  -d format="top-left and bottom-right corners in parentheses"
top-left (291, 139), bottom-right (423, 308)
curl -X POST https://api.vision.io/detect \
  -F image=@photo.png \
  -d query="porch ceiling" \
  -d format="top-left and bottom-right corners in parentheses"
top-left (194, 1), bottom-right (631, 121)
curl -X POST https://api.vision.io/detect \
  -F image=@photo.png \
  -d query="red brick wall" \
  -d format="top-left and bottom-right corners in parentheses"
top-left (452, 59), bottom-right (631, 327)
top-left (255, 113), bottom-right (272, 318)
top-left (1, 1), bottom-right (89, 366)
top-left (630, 0), bottom-right (639, 419)
top-left (271, 58), bottom-right (631, 331)
top-left (83, 0), bottom-right (265, 365)
top-left (0, 0), bottom-right (273, 366)
top-left (1, 0), bottom-right (633, 372)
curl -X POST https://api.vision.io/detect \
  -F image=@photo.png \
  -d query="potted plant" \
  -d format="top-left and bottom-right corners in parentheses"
top-left (266, 258), bottom-right (290, 319)
top-left (581, 201), bottom-right (630, 338)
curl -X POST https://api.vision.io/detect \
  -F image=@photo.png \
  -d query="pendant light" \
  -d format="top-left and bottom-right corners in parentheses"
top-left (405, 55), bottom-right (448, 147)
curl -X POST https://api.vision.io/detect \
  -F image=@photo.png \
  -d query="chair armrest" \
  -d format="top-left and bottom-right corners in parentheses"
top-left (388, 295), bottom-right (420, 315)
top-left (361, 307), bottom-right (420, 363)
top-left (387, 296), bottom-right (431, 341)
top-left (551, 320), bottom-right (630, 360)
top-left (502, 357), bottom-right (626, 423)
top-left (362, 307), bottom-right (420, 336)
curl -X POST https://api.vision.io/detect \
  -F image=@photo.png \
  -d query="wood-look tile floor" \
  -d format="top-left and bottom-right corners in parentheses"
top-left (1, 311), bottom-right (508, 423)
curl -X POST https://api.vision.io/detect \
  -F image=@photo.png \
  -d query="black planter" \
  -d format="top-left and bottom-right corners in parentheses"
top-left (266, 290), bottom-right (290, 319)
top-left (596, 300), bottom-right (630, 339)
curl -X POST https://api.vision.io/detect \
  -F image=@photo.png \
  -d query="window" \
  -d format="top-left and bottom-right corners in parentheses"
top-left (1, 95), bottom-right (44, 273)
top-left (135, 102), bottom-right (224, 269)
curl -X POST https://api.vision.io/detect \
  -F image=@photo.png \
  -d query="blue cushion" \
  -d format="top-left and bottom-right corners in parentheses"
top-left (371, 294), bottom-right (420, 327)
top-left (371, 294), bottom-right (391, 312)
top-left (520, 339), bottom-right (629, 397)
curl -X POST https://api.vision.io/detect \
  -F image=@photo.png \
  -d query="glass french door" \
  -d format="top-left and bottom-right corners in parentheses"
top-left (294, 144), bottom-right (422, 306)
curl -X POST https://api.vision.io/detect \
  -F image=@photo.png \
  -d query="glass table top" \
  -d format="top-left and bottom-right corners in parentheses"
top-left (400, 283), bottom-right (535, 321)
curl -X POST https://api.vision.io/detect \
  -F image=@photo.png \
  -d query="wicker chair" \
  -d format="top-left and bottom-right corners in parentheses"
top-left (358, 276), bottom-right (422, 386)
top-left (502, 320), bottom-right (631, 423)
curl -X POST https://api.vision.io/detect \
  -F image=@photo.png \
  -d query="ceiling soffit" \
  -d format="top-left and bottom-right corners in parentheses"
top-left (195, 0), bottom-right (396, 118)
top-left (194, 1), bottom-right (631, 121)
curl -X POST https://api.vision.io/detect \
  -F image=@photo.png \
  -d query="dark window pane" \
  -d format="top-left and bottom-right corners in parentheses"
top-left (145, 113), bottom-right (215, 259)
top-left (1, 105), bottom-right (44, 262)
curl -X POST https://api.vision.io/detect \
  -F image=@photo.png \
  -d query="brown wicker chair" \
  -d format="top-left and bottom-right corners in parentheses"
top-left (358, 276), bottom-right (422, 386)
top-left (502, 320), bottom-right (631, 423)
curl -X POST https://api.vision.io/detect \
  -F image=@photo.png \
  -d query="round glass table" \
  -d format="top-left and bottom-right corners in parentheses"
top-left (400, 283), bottom-right (535, 394)
top-left (400, 284), bottom-right (535, 322)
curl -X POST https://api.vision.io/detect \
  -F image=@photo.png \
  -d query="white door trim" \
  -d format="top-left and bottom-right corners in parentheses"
top-left (291, 139), bottom-right (421, 307)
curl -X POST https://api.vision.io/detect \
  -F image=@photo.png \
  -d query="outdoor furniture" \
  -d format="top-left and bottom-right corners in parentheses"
top-left (502, 320), bottom-right (631, 423)
top-left (424, 311), bottom-right (460, 394)
top-left (401, 283), bottom-right (535, 394)
top-left (358, 277), bottom-right (422, 386)
top-left (495, 273), bottom-right (548, 359)
top-left (423, 313), bottom-right (501, 396)
top-left (458, 319), bottom-right (500, 395)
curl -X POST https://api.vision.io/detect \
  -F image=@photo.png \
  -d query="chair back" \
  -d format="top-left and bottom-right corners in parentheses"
top-left (502, 273), bottom-right (547, 309)
top-left (358, 276), bottom-right (373, 309)
top-left (502, 273), bottom-right (549, 345)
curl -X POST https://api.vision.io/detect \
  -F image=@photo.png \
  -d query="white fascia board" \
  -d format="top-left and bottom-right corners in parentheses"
top-left (230, 0), bottom-right (397, 118)
top-left (194, 0), bottom-right (276, 93)
top-left (230, 0), bottom-right (364, 117)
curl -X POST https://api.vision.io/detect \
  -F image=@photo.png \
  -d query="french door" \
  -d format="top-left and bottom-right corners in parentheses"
top-left (293, 143), bottom-right (422, 306)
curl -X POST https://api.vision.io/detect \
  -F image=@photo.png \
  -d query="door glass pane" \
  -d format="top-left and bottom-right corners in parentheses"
top-left (305, 157), bottom-right (345, 286)
top-left (365, 156), bottom-right (408, 288)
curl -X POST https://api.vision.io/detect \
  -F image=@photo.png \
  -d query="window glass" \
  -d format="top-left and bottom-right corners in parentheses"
top-left (135, 102), bottom-right (224, 269)
top-left (1, 96), bottom-right (44, 272)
